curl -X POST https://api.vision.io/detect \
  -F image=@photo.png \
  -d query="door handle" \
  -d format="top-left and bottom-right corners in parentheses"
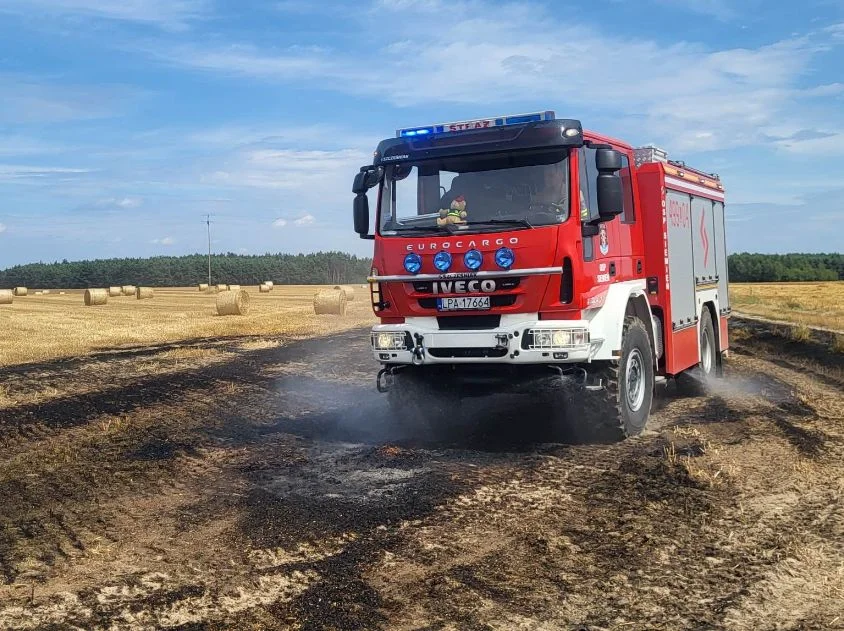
top-left (609, 262), bottom-right (616, 276)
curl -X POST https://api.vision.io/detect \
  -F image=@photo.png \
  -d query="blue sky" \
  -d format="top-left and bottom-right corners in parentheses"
top-left (0, 0), bottom-right (842, 267)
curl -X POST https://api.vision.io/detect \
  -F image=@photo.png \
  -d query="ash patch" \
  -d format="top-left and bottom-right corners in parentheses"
top-left (263, 443), bottom-right (430, 503)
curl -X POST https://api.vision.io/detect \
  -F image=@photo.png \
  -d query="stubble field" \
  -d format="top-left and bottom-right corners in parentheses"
top-left (0, 286), bottom-right (375, 367)
top-left (730, 281), bottom-right (844, 333)
top-left (0, 284), bottom-right (842, 630)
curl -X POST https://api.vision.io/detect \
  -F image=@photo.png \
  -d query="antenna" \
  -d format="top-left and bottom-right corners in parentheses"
top-left (205, 213), bottom-right (212, 286)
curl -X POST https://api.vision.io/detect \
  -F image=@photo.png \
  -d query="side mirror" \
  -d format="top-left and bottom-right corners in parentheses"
top-left (352, 171), bottom-right (368, 195)
top-left (596, 148), bottom-right (623, 220)
top-left (596, 147), bottom-right (622, 171)
top-left (352, 166), bottom-right (382, 195)
top-left (353, 194), bottom-right (370, 238)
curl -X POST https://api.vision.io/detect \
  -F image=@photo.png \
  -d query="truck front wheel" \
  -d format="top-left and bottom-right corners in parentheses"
top-left (575, 316), bottom-right (655, 440)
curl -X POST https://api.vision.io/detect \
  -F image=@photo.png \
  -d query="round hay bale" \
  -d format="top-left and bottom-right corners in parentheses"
top-left (198, 283), bottom-right (209, 292)
top-left (84, 288), bottom-right (108, 306)
top-left (136, 287), bottom-right (154, 300)
top-left (42, 289), bottom-right (50, 295)
top-left (34, 291), bottom-right (43, 296)
top-left (259, 284), bottom-right (271, 293)
top-left (13, 287), bottom-right (27, 296)
top-left (216, 283), bottom-right (228, 292)
top-left (216, 289), bottom-right (249, 316)
top-left (59, 291), bottom-right (66, 295)
top-left (120, 285), bottom-right (135, 296)
top-left (227, 284), bottom-right (241, 291)
top-left (264, 281), bottom-right (274, 290)
top-left (0, 290), bottom-right (12, 305)
top-left (314, 289), bottom-right (347, 316)
top-left (108, 286), bottom-right (122, 297)
top-left (334, 285), bottom-right (355, 301)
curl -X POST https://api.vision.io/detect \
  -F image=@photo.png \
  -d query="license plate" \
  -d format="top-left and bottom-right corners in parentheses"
top-left (436, 296), bottom-right (491, 311)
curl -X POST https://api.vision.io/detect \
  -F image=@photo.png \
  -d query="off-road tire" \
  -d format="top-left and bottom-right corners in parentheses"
top-left (676, 308), bottom-right (718, 396)
top-left (566, 316), bottom-right (655, 441)
top-left (387, 369), bottom-right (461, 436)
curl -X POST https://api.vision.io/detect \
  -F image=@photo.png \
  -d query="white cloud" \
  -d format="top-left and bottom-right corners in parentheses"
top-left (89, 196), bottom-right (144, 210)
top-left (0, 164), bottom-right (91, 180)
top-left (151, 236), bottom-right (175, 245)
top-left (0, 73), bottom-right (137, 124)
top-left (294, 214), bottom-right (315, 226)
top-left (825, 23), bottom-right (844, 39)
top-left (0, 135), bottom-right (69, 156)
top-left (272, 218), bottom-right (288, 228)
top-left (203, 147), bottom-right (368, 192)
top-left (117, 196), bottom-right (143, 208)
top-left (803, 82), bottom-right (844, 97)
top-left (139, 2), bottom-right (840, 152)
top-left (773, 130), bottom-right (844, 155)
top-left (0, 223), bottom-right (6, 234)
top-left (0, 0), bottom-right (208, 29)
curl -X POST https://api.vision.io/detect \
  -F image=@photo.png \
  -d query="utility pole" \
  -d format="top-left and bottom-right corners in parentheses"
top-left (205, 214), bottom-right (212, 286)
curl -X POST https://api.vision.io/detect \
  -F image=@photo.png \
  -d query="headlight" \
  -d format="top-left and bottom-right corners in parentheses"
top-left (464, 249), bottom-right (483, 270)
top-left (494, 247), bottom-right (515, 269)
top-left (433, 251), bottom-right (452, 272)
top-left (403, 253), bottom-right (422, 274)
top-left (372, 332), bottom-right (409, 350)
top-left (526, 328), bottom-right (590, 350)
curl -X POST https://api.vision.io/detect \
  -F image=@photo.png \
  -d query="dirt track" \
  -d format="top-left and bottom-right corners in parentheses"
top-left (0, 320), bottom-right (842, 630)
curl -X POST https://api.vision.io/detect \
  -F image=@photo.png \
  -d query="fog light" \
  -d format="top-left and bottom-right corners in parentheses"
top-left (372, 332), bottom-right (408, 350)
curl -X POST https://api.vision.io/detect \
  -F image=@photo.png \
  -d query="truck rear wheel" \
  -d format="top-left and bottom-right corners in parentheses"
top-left (386, 369), bottom-right (461, 437)
top-left (572, 316), bottom-right (655, 440)
top-left (676, 309), bottom-right (718, 395)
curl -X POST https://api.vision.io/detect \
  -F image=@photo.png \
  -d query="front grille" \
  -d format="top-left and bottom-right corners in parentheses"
top-left (412, 277), bottom-right (521, 293)
top-left (419, 295), bottom-right (516, 309)
top-left (437, 315), bottom-right (501, 330)
top-left (428, 347), bottom-right (508, 358)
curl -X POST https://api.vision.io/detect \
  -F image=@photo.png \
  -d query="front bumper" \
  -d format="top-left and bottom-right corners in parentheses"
top-left (371, 314), bottom-right (603, 365)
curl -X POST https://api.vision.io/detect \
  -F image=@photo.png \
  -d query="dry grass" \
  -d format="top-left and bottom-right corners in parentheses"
top-left (730, 282), bottom-right (844, 332)
top-left (790, 323), bottom-right (812, 342)
top-left (0, 285), bottom-right (376, 366)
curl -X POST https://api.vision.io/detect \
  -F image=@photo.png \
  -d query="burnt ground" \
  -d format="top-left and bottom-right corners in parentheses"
top-left (0, 320), bottom-right (842, 630)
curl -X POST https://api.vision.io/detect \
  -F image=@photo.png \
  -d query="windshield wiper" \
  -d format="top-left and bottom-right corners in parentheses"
top-left (385, 224), bottom-right (452, 235)
top-left (465, 218), bottom-right (533, 229)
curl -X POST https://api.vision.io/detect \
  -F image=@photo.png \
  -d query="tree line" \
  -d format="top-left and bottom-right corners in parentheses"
top-left (727, 253), bottom-right (842, 282)
top-left (0, 252), bottom-right (373, 288)
top-left (0, 252), bottom-right (840, 288)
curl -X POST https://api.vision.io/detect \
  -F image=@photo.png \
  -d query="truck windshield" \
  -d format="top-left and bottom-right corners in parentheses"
top-left (379, 151), bottom-right (570, 236)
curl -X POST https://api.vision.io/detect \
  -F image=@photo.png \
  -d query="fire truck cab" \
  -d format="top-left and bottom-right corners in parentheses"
top-left (352, 111), bottom-right (729, 439)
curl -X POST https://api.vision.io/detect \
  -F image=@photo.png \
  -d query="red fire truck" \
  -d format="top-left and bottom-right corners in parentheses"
top-left (351, 111), bottom-right (729, 439)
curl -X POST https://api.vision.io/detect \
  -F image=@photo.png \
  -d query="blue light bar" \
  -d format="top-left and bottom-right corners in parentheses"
top-left (397, 110), bottom-right (555, 138)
